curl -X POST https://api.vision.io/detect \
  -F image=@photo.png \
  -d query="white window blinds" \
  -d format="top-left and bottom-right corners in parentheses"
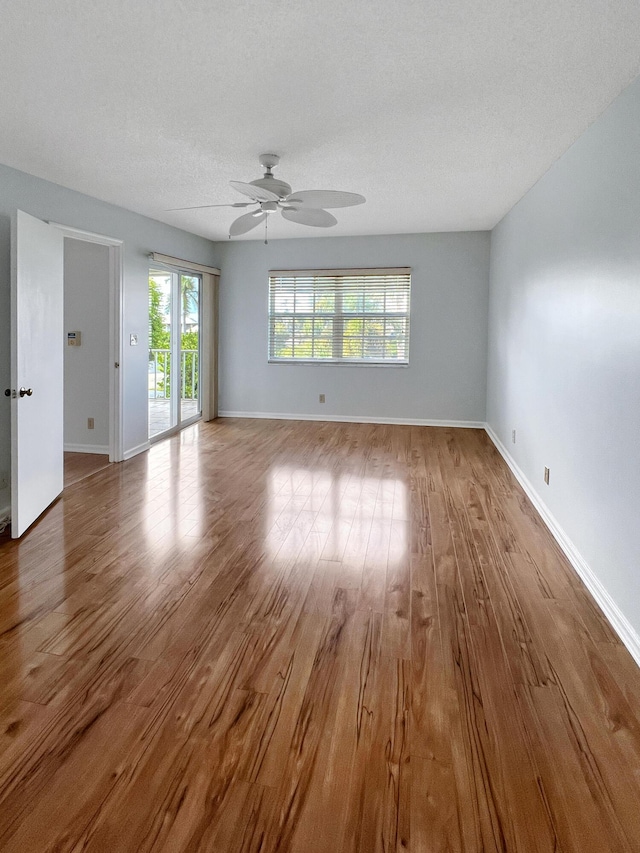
top-left (268, 268), bottom-right (411, 364)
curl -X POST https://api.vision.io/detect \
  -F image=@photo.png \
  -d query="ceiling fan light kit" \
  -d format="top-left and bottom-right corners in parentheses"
top-left (169, 154), bottom-right (365, 243)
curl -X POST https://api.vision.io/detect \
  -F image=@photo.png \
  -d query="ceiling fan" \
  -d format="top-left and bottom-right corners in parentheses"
top-left (168, 154), bottom-right (365, 242)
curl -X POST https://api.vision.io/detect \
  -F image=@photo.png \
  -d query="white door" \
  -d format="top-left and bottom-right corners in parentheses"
top-left (10, 210), bottom-right (64, 537)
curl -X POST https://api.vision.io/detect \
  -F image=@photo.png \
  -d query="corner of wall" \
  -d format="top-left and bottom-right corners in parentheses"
top-left (123, 441), bottom-right (150, 461)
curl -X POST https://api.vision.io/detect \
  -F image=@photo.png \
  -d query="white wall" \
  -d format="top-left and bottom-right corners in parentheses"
top-left (217, 231), bottom-right (490, 423)
top-left (0, 162), bottom-right (220, 512)
top-left (63, 238), bottom-right (110, 451)
top-left (487, 77), bottom-right (640, 648)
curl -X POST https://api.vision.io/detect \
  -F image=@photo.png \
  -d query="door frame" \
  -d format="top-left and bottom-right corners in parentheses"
top-left (49, 222), bottom-right (124, 462)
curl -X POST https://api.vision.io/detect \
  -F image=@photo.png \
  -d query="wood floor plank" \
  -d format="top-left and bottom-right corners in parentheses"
top-left (0, 420), bottom-right (639, 851)
top-left (410, 586), bottom-right (464, 852)
top-left (64, 451), bottom-right (112, 489)
top-left (383, 519), bottom-right (412, 659)
top-left (288, 608), bottom-right (383, 853)
top-left (518, 680), bottom-right (634, 852)
top-left (0, 702), bottom-right (150, 852)
top-left (245, 612), bottom-right (327, 788)
top-left (357, 654), bottom-right (411, 852)
top-left (260, 587), bottom-right (358, 852)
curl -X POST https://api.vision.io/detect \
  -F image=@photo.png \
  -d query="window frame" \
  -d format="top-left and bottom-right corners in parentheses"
top-left (268, 267), bottom-right (411, 366)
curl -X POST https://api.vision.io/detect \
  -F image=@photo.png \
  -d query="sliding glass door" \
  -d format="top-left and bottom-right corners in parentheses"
top-left (148, 267), bottom-right (201, 439)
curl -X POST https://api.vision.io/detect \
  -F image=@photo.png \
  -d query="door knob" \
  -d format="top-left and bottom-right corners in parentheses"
top-left (19, 387), bottom-right (33, 398)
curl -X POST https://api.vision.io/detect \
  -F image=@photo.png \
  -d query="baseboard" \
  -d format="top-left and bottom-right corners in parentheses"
top-left (123, 441), bottom-right (150, 461)
top-left (64, 443), bottom-right (109, 455)
top-left (484, 423), bottom-right (640, 668)
top-left (218, 411), bottom-right (485, 429)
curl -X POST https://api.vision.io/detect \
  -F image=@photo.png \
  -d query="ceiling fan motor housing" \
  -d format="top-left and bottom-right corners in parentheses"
top-left (249, 175), bottom-right (292, 199)
top-left (251, 153), bottom-right (292, 198)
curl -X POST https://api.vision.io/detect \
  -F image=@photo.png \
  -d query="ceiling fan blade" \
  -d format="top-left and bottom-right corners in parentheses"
top-left (229, 211), bottom-right (267, 236)
top-left (230, 181), bottom-right (280, 202)
top-left (281, 208), bottom-right (337, 228)
top-left (285, 190), bottom-right (365, 209)
top-left (166, 202), bottom-right (253, 211)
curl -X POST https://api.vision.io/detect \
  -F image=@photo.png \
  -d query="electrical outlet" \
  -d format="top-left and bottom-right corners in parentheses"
top-left (87, 418), bottom-right (95, 430)
top-left (319, 394), bottom-right (325, 403)
top-left (512, 429), bottom-right (516, 444)
top-left (544, 467), bottom-right (550, 485)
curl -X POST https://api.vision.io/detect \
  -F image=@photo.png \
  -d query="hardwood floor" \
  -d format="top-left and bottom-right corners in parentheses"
top-left (64, 451), bottom-right (112, 489)
top-left (1, 419), bottom-right (640, 851)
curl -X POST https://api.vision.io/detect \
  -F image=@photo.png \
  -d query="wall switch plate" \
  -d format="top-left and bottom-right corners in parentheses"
top-left (130, 334), bottom-right (138, 346)
top-left (319, 394), bottom-right (325, 403)
top-left (88, 418), bottom-right (95, 430)
top-left (544, 467), bottom-right (550, 485)
top-left (512, 429), bottom-right (516, 444)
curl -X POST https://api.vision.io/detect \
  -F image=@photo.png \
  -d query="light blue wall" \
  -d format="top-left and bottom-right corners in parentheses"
top-left (64, 239), bottom-right (110, 450)
top-left (487, 77), bottom-right (640, 639)
top-left (216, 231), bottom-right (491, 423)
top-left (0, 162), bottom-right (220, 510)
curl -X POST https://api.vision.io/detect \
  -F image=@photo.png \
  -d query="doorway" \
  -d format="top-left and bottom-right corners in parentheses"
top-left (63, 237), bottom-right (114, 486)
top-left (148, 266), bottom-right (202, 440)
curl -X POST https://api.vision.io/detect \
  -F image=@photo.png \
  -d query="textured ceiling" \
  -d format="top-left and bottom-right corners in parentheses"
top-left (1, 1), bottom-right (640, 241)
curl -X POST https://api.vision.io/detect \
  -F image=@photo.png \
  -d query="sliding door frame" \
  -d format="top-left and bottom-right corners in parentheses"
top-left (148, 253), bottom-right (219, 441)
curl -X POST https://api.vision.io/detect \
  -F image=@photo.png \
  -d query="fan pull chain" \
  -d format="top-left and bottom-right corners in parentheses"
top-left (264, 216), bottom-right (268, 245)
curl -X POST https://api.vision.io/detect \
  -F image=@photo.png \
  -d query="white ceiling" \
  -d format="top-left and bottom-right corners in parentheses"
top-left (1, 1), bottom-right (640, 241)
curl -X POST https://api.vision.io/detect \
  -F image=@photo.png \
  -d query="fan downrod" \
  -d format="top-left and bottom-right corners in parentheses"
top-left (258, 153), bottom-right (280, 173)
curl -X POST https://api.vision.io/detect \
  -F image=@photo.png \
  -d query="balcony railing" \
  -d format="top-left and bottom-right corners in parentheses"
top-left (149, 348), bottom-right (199, 400)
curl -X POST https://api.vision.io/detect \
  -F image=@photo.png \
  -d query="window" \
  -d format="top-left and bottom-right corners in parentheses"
top-left (268, 268), bottom-right (411, 364)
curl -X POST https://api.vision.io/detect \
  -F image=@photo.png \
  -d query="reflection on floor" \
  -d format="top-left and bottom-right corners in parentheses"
top-left (63, 451), bottom-right (111, 489)
top-left (148, 399), bottom-right (199, 438)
